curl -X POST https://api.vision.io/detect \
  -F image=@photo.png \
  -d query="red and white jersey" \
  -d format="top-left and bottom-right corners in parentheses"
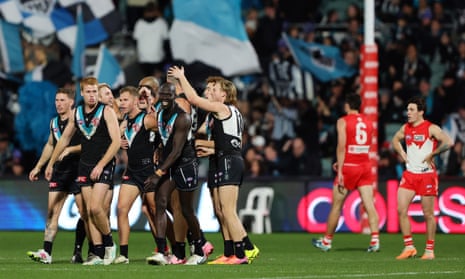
top-left (343, 113), bottom-right (373, 165)
top-left (404, 120), bottom-right (437, 173)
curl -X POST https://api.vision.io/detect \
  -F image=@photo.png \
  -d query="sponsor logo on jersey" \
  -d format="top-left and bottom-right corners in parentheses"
top-left (414, 135), bottom-right (425, 141)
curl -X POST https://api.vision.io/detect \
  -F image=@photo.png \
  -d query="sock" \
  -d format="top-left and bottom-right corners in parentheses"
top-left (323, 234), bottom-right (333, 246)
top-left (193, 239), bottom-right (204, 256)
top-left (155, 237), bottom-right (167, 255)
top-left (120, 245), bottom-right (128, 258)
top-left (74, 218), bottom-right (86, 254)
top-left (88, 241), bottom-right (95, 256)
top-left (425, 240), bottom-right (434, 252)
top-left (95, 244), bottom-right (104, 259)
top-left (224, 240), bottom-right (234, 257)
top-left (403, 235), bottom-right (414, 247)
top-left (200, 230), bottom-right (207, 246)
top-left (234, 241), bottom-right (245, 258)
top-left (242, 236), bottom-right (254, 250)
top-left (102, 233), bottom-right (113, 247)
top-left (43, 241), bottom-right (53, 255)
top-left (174, 241), bottom-right (186, 259)
top-left (187, 230), bottom-right (194, 243)
top-left (370, 232), bottom-right (379, 246)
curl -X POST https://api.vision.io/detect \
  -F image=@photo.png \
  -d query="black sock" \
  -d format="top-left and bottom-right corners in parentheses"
top-left (102, 233), bottom-right (113, 247)
top-left (120, 245), bottom-right (128, 258)
top-left (174, 242), bottom-right (186, 259)
top-left (155, 237), bottom-right (167, 254)
top-left (242, 236), bottom-right (254, 250)
top-left (74, 218), bottom-right (86, 254)
top-left (88, 242), bottom-right (94, 256)
top-left (200, 230), bottom-right (207, 246)
top-left (43, 241), bottom-right (53, 255)
top-left (224, 240), bottom-right (234, 257)
top-left (187, 230), bottom-right (194, 243)
top-left (95, 244), bottom-right (104, 259)
top-left (194, 239), bottom-right (204, 256)
top-left (234, 241), bottom-right (245, 258)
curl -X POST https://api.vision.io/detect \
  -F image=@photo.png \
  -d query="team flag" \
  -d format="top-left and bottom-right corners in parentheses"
top-left (283, 34), bottom-right (356, 82)
top-left (94, 44), bottom-right (125, 89)
top-left (71, 4), bottom-right (85, 78)
top-left (0, 19), bottom-right (24, 73)
top-left (169, 0), bottom-right (261, 76)
top-left (0, 0), bottom-right (121, 50)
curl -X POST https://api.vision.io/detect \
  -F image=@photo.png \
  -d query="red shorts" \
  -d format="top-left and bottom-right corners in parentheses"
top-left (334, 162), bottom-right (375, 191)
top-left (399, 170), bottom-right (438, 196)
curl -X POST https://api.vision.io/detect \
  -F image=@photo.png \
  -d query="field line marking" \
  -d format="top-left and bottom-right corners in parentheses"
top-left (242, 270), bottom-right (462, 279)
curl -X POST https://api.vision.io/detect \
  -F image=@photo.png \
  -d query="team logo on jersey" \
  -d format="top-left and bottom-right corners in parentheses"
top-left (158, 110), bottom-right (178, 146)
top-left (405, 135), bottom-right (412, 141)
top-left (413, 135), bottom-right (425, 141)
top-left (49, 182), bottom-right (58, 188)
top-left (125, 113), bottom-right (145, 147)
top-left (76, 105), bottom-right (104, 140)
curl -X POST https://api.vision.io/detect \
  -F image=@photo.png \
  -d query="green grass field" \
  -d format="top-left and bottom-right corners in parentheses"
top-left (1, 231), bottom-right (464, 279)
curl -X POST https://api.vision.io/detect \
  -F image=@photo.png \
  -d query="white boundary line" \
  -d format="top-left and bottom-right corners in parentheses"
top-left (241, 270), bottom-right (462, 279)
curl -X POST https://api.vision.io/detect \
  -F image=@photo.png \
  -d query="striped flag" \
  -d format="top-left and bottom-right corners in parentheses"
top-left (0, 0), bottom-right (121, 50)
top-left (169, 0), bottom-right (261, 76)
top-left (0, 19), bottom-right (24, 73)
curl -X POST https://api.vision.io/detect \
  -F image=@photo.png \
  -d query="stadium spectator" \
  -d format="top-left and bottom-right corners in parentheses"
top-left (133, 1), bottom-right (169, 77)
top-left (0, 128), bottom-right (23, 177)
top-left (442, 104), bottom-right (465, 175)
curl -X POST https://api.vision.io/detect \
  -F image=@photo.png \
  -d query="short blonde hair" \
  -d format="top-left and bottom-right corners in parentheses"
top-left (206, 76), bottom-right (238, 106)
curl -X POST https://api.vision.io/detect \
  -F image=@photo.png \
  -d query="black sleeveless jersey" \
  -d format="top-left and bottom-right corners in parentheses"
top-left (206, 105), bottom-right (243, 156)
top-left (74, 103), bottom-right (111, 165)
top-left (158, 105), bottom-right (196, 167)
top-left (124, 111), bottom-right (155, 168)
top-left (51, 116), bottom-right (80, 171)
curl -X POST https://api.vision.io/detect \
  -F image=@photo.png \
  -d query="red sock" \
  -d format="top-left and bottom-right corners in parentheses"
top-left (425, 240), bottom-right (434, 252)
top-left (370, 232), bottom-right (379, 245)
top-left (403, 235), bottom-right (414, 247)
top-left (323, 234), bottom-right (333, 245)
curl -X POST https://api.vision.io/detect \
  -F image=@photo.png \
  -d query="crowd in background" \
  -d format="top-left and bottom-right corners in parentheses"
top-left (2, 0), bottom-right (465, 179)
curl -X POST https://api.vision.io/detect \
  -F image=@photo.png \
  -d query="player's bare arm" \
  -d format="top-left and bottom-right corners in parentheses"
top-left (336, 117), bottom-right (346, 187)
top-left (392, 124), bottom-right (408, 162)
top-left (423, 124), bottom-right (453, 165)
top-left (168, 66), bottom-right (229, 118)
top-left (29, 131), bottom-right (54, 181)
top-left (91, 106), bottom-right (121, 180)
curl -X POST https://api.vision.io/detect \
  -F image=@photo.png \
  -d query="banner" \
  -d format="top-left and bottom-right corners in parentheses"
top-left (283, 34), bottom-right (356, 82)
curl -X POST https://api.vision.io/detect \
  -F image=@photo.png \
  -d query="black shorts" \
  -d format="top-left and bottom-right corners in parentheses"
top-left (209, 155), bottom-right (244, 188)
top-left (122, 164), bottom-right (155, 193)
top-left (171, 160), bottom-right (199, 192)
top-left (77, 160), bottom-right (115, 189)
top-left (49, 167), bottom-right (80, 194)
